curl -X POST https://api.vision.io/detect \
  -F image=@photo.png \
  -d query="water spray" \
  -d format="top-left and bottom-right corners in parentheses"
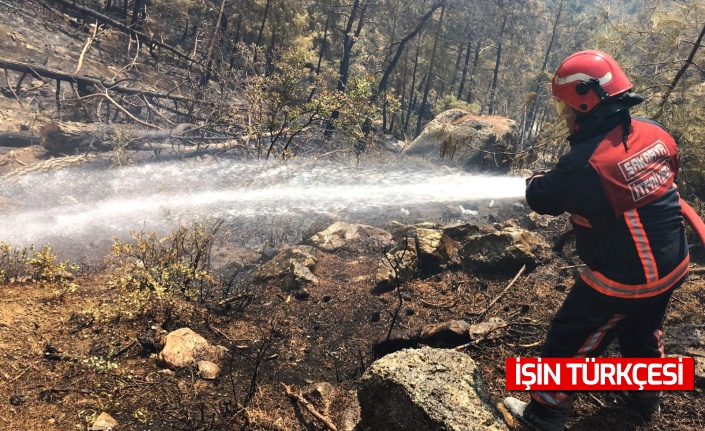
top-left (0, 159), bottom-right (527, 259)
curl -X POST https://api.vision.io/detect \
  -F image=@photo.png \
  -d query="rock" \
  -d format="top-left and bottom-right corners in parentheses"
top-left (197, 361), bottom-right (221, 380)
top-left (90, 412), bottom-right (118, 431)
top-left (419, 320), bottom-right (471, 347)
top-left (441, 222), bottom-right (488, 241)
top-left (468, 318), bottom-right (507, 340)
top-left (357, 347), bottom-right (508, 431)
top-left (373, 329), bottom-right (421, 359)
top-left (254, 246), bottom-right (319, 290)
top-left (377, 319), bottom-right (508, 355)
top-left (403, 109), bottom-right (517, 172)
top-left (415, 228), bottom-right (448, 274)
top-left (289, 260), bottom-right (319, 289)
top-left (459, 226), bottom-right (549, 273)
top-left (374, 238), bottom-right (419, 293)
top-left (393, 224), bottom-right (458, 275)
top-left (158, 328), bottom-right (221, 369)
top-left (309, 221), bottom-right (393, 252)
top-left (522, 212), bottom-right (552, 230)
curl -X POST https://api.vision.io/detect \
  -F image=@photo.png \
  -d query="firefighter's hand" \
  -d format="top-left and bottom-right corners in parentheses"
top-left (526, 171), bottom-right (547, 187)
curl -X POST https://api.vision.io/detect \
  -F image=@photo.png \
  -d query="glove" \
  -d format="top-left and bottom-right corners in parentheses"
top-left (526, 171), bottom-right (547, 187)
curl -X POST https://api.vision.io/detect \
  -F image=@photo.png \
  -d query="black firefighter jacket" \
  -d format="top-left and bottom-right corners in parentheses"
top-left (526, 114), bottom-right (689, 299)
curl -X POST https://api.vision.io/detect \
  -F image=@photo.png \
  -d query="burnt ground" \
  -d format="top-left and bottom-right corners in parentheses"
top-left (1, 1), bottom-right (705, 430)
top-left (0, 176), bottom-right (704, 431)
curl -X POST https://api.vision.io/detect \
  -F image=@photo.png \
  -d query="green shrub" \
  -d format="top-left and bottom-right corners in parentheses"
top-left (0, 242), bottom-right (79, 298)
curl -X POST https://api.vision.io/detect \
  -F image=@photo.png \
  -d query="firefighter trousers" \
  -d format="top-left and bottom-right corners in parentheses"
top-left (526, 275), bottom-right (684, 421)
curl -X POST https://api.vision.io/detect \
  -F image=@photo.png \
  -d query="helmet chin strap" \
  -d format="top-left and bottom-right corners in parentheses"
top-left (581, 81), bottom-right (643, 151)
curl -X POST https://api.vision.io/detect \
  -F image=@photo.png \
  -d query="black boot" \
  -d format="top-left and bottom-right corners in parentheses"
top-left (503, 397), bottom-right (568, 431)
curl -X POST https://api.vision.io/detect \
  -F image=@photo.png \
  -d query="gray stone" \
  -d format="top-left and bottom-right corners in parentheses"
top-left (290, 260), bottom-right (319, 286)
top-left (459, 226), bottom-right (549, 273)
top-left (357, 347), bottom-right (508, 431)
top-left (254, 246), bottom-right (319, 290)
top-left (309, 222), bottom-right (393, 252)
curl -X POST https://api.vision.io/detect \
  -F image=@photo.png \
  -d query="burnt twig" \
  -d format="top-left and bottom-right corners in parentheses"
top-left (474, 264), bottom-right (526, 322)
top-left (282, 383), bottom-right (339, 431)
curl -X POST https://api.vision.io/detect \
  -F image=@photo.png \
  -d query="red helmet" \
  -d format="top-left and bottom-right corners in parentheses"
top-left (551, 50), bottom-right (632, 113)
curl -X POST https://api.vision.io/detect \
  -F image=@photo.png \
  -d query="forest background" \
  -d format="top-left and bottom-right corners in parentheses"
top-left (4, 0), bottom-right (705, 198)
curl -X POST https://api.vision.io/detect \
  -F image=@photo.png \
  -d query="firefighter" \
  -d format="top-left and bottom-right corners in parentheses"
top-left (503, 50), bottom-right (689, 431)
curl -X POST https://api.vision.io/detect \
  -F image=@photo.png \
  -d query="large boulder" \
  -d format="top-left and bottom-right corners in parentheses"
top-left (403, 109), bottom-right (517, 172)
top-left (357, 347), bottom-right (508, 431)
top-left (309, 222), bottom-right (393, 252)
top-left (459, 226), bottom-right (549, 273)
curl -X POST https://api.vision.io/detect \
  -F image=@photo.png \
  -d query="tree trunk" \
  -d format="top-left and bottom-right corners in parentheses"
top-left (415, 2), bottom-right (446, 137)
top-left (465, 41), bottom-right (481, 103)
top-left (130, 0), bottom-right (143, 29)
top-left (403, 42), bottom-right (422, 135)
top-left (202, 0), bottom-right (227, 86)
top-left (397, 49), bottom-right (409, 134)
top-left (449, 43), bottom-right (464, 95)
top-left (0, 132), bottom-right (39, 148)
top-left (307, 6), bottom-right (331, 102)
top-left (39, 122), bottom-right (210, 155)
top-left (253, 0), bottom-right (272, 65)
top-left (0, 57), bottom-right (193, 103)
top-left (377, 0), bottom-right (443, 96)
top-left (265, 26), bottom-right (276, 76)
top-left (488, 15), bottom-right (507, 115)
top-left (229, 15), bottom-right (243, 70)
top-left (457, 39), bottom-right (473, 100)
top-left (326, 0), bottom-right (368, 135)
top-left (524, 0), bottom-right (563, 145)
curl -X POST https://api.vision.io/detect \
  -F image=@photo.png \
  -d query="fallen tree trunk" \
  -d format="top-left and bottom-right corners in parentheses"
top-left (49, 0), bottom-right (197, 66)
top-left (40, 122), bottom-right (226, 154)
top-left (0, 131), bottom-right (38, 147)
top-left (0, 57), bottom-right (193, 103)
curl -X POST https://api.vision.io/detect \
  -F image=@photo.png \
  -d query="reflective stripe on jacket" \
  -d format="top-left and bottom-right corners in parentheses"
top-left (526, 116), bottom-right (688, 297)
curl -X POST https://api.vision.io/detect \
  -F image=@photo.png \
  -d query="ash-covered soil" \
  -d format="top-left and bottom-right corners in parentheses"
top-left (1, 191), bottom-right (704, 430)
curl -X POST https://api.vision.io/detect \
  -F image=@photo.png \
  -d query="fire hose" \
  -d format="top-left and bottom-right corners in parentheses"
top-left (680, 198), bottom-right (705, 247)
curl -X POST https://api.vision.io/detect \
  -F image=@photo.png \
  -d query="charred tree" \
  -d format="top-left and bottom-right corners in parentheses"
top-left (49, 0), bottom-right (196, 65)
top-left (457, 39), bottom-right (473, 100)
top-left (325, 0), bottom-right (368, 136)
top-left (253, 0), bottom-right (272, 65)
top-left (524, 0), bottom-right (563, 145)
top-left (377, 0), bottom-right (444, 97)
top-left (38, 122), bottom-right (223, 155)
top-left (415, 2), bottom-right (446, 137)
top-left (488, 14), bottom-right (507, 115)
top-left (0, 57), bottom-right (193, 103)
top-left (202, 0), bottom-right (228, 86)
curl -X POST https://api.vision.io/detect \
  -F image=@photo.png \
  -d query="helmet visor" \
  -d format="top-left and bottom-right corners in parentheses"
top-left (553, 98), bottom-right (577, 119)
